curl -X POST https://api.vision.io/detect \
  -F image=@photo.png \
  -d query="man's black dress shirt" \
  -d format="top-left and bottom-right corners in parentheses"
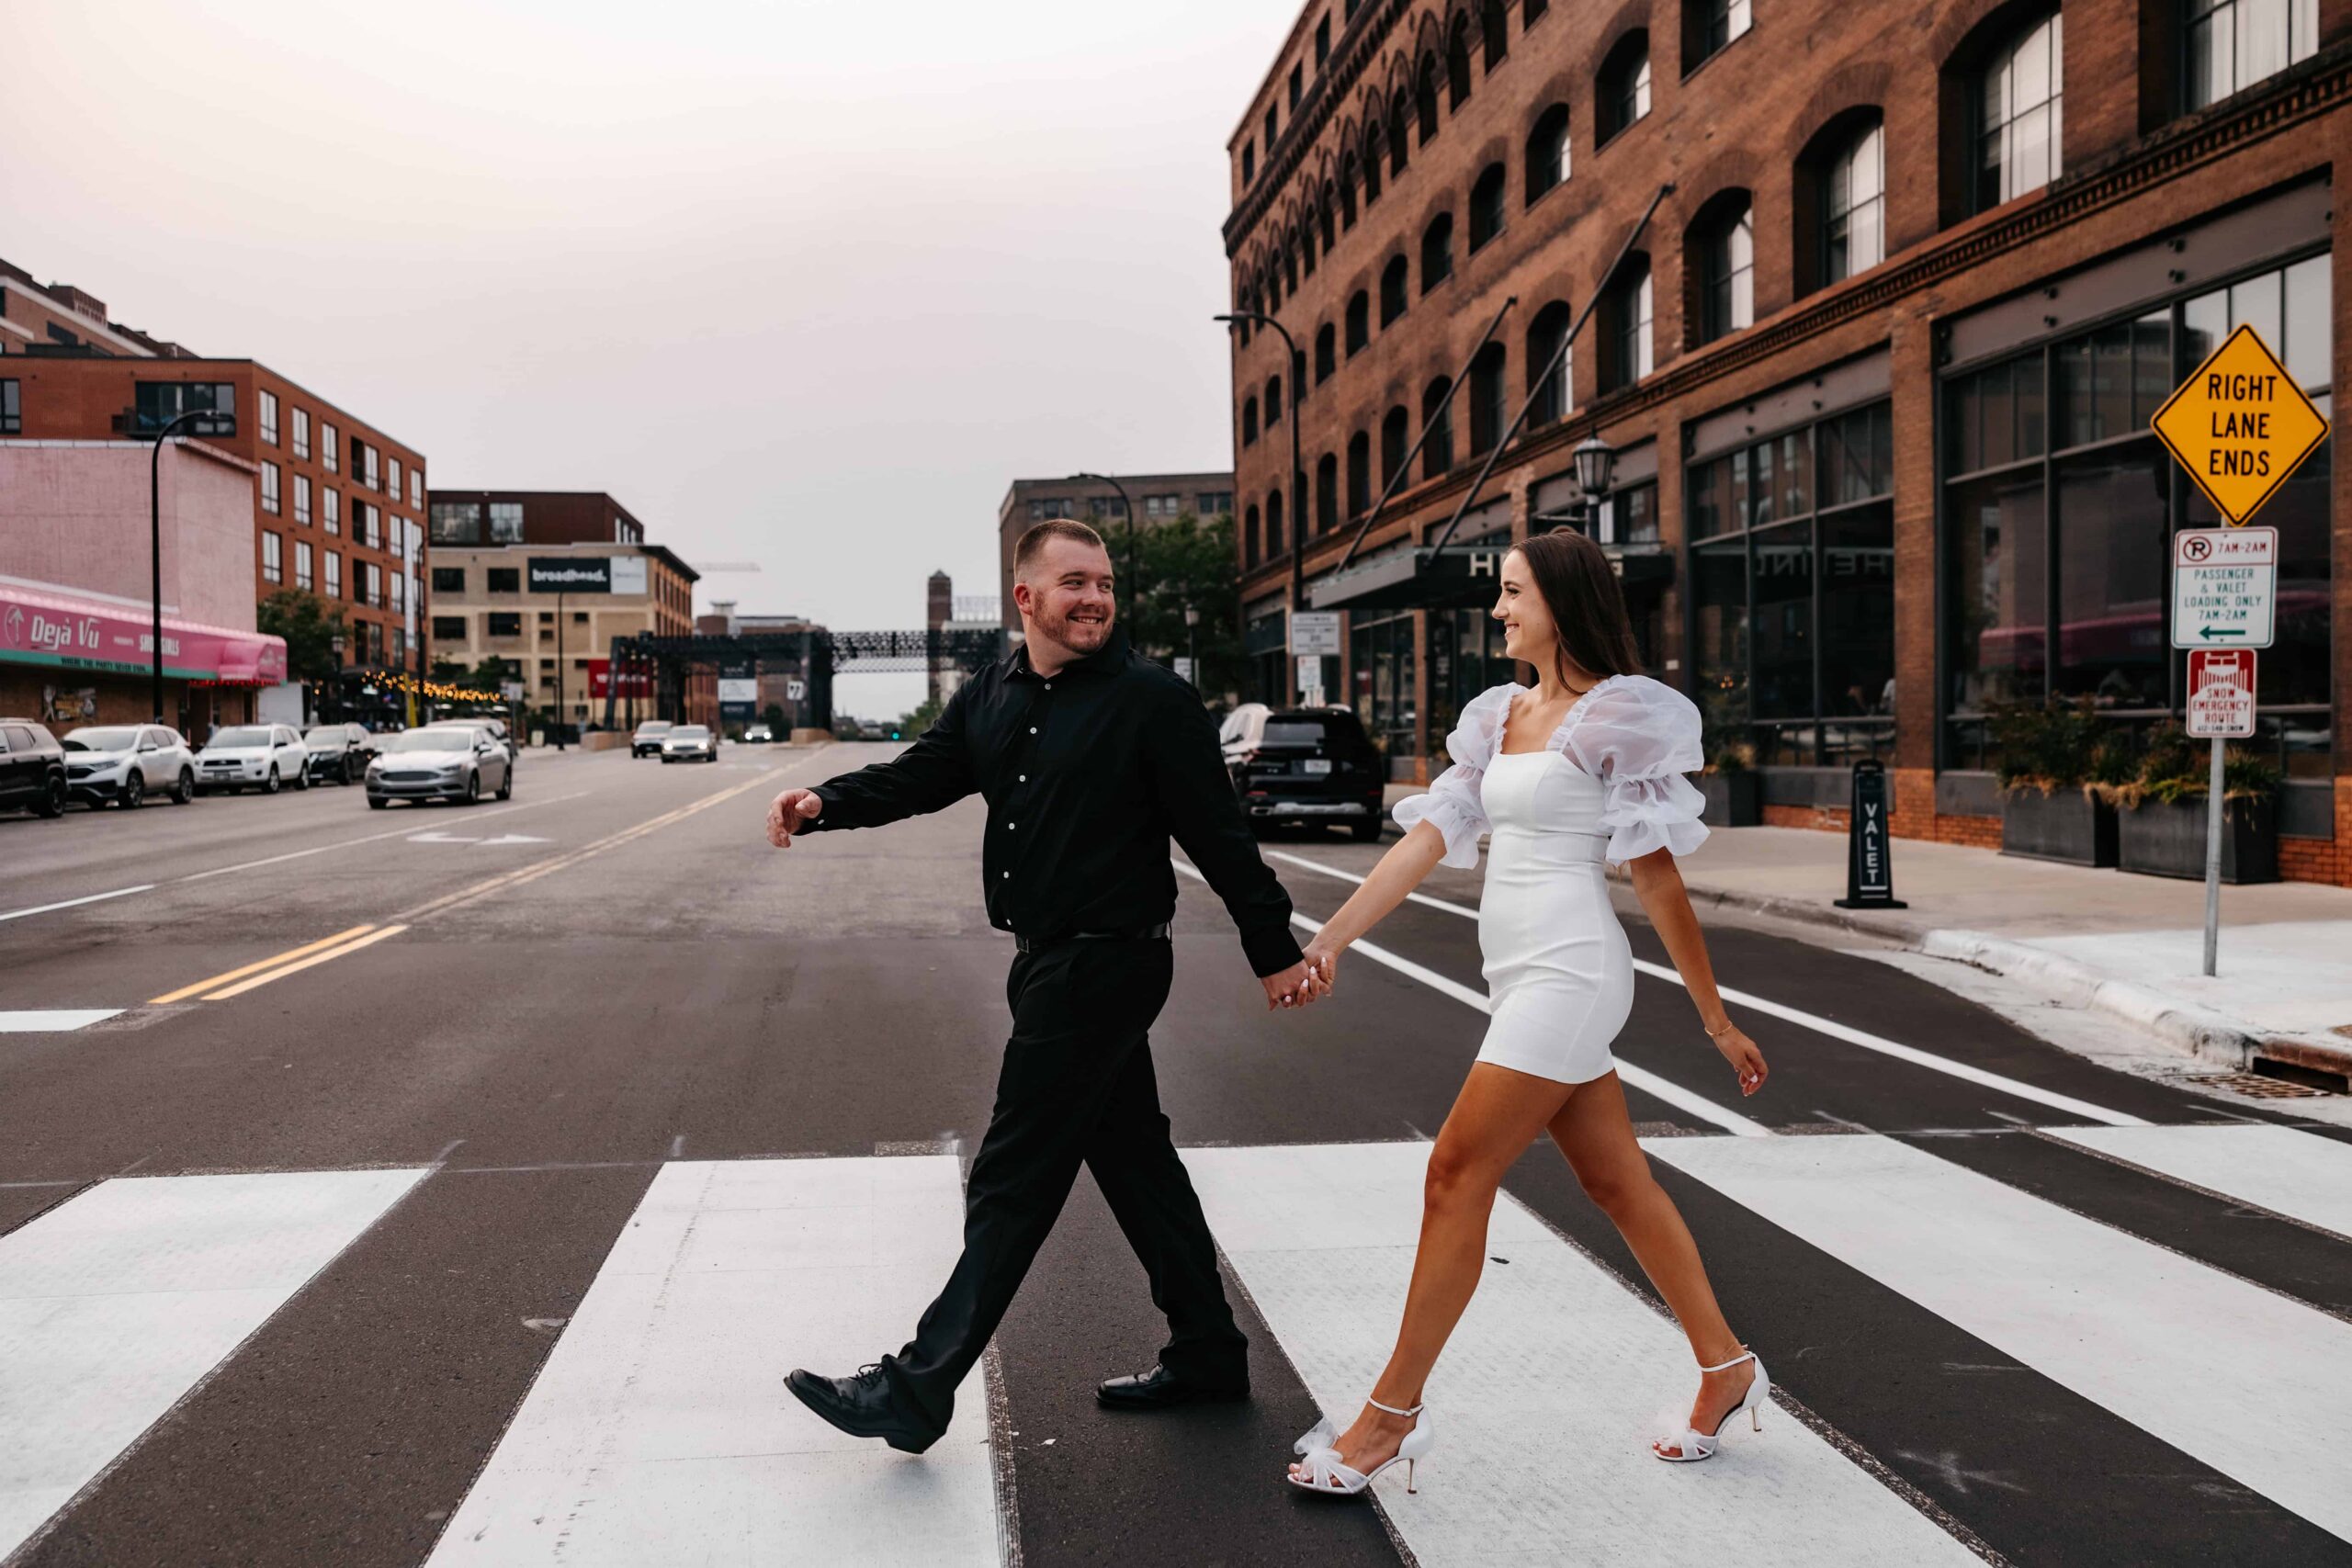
top-left (805, 632), bottom-right (1304, 978)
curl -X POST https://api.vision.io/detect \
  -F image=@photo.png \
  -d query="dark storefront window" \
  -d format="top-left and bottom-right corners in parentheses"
top-left (1940, 254), bottom-right (2331, 775)
top-left (1350, 610), bottom-right (1419, 771)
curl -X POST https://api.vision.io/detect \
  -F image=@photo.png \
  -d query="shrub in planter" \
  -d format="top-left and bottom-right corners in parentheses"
top-left (1696, 724), bottom-right (1759, 828)
top-left (1990, 698), bottom-right (2119, 866)
top-left (2099, 723), bottom-right (2281, 884)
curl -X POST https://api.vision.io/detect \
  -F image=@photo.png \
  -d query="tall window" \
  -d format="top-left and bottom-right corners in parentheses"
top-left (1266, 490), bottom-right (1286, 555)
top-left (1446, 20), bottom-right (1474, 108)
top-left (1699, 199), bottom-right (1755, 342)
top-left (1417, 55), bottom-right (1441, 141)
top-left (1346, 290), bottom-right (1370, 354)
top-left (1421, 378), bottom-right (1454, 478)
top-left (1823, 121), bottom-right (1886, 284)
top-left (295, 540), bottom-right (313, 592)
top-left (2187, 0), bottom-right (2318, 109)
top-left (1468, 163), bottom-right (1507, 250)
top-left (261, 531), bottom-right (282, 584)
top-left (1526, 300), bottom-right (1574, 425)
top-left (1242, 143), bottom-right (1256, 185)
top-left (261, 461), bottom-right (281, 514)
top-left (1468, 342), bottom-right (1508, 456)
top-left (1389, 102), bottom-right (1411, 176)
top-left (1686, 0), bottom-right (1752, 72)
top-left (1316, 322), bottom-right (1337, 383)
top-left (323, 487), bottom-right (341, 535)
top-left (322, 422), bottom-right (339, 472)
top-left (1382, 405), bottom-right (1410, 485)
top-left (1267, 374), bottom-right (1283, 423)
top-left (1526, 104), bottom-right (1571, 204)
top-left (1340, 151), bottom-right (1360, 227)
top-left (1598, 32), bottom-right (1651, 142)
top-left (1381, 254), bottom-right (1409, 324)
top-left (1363, 126), bottom-right (1385, 202)
top-left (1242, 396), bottom-right (1260, 446)
top-left (291, 407), bottom-right (311, 459)
top-left (1977, 11), bottom-right (2063, 211)
top-left (1482, 0), bottom-right (1509, 68)
top-left (258, 389), bottom-right (279, 446)
top-left (1245, 504), bottom-right (1262, 568)
top-left (1421, 211), bottom-right (1454, 292)
top-left (294, 474), bottom-right (312, 526)
top-left (1601, 257), bottom-right (1654, 391)
top-left (1317, 454), bottom-right (1340, 531)
top-left (489, 501), bottom-right (525, 543)
top-left (1348, 431), bottom-right (1373, 514)
top-left (0, 379), bottom-right (17, 434)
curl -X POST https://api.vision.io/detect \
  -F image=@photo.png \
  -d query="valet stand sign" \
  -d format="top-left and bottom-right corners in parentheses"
top-left (1835, 760), bottom-right (1906, 911)
top-left (2149, 322), bottom-right (2322, 976)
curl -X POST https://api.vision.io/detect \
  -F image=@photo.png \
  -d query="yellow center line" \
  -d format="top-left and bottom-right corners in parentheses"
top-left (202, 926), bottom-right (411, 1000)
top-left (149, 926), bottom-right (379, 1005)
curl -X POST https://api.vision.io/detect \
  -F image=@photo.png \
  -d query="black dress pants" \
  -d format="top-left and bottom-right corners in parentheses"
top-left (882, 935), bottom-right (1249, 1431)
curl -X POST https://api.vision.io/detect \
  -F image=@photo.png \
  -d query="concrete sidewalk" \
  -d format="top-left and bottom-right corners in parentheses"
top-left (1379, 784), bottom-right (2352, 1082)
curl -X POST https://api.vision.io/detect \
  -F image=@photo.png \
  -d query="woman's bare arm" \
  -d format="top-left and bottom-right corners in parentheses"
top-left (1627, 850), bottom-right (1768, 1095)
top-left (1299, 821), bottom-right (1449, 981)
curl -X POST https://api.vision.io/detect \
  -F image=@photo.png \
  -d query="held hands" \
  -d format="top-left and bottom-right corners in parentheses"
top-left (765, 788), bottom-right (823, 848)
top-left (1261, 957), bottom-right (1330, 1011)
top-left (1708, 1019), bottom-right (1768, 1097)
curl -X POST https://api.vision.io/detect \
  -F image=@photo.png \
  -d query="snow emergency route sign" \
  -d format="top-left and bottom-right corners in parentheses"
top-left (2171, 526), bottom-right (2276, 649)
top-left (2187, 649), bottom-right (2257, 739)
top-left (2150, 322), bottom-right (2328, 525)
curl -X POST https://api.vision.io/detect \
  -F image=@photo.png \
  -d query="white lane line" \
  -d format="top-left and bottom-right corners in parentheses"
top-left (2044, 1123), bottom-right (2352, 1242)
top-left (426, 1156), bottom-right (1000, 1567)
top-left (0, 886), bottom-right (154, 924)
top-left (0, 1167), bottom-right (430, 1561)
top-left (1646, 1132), bottom-right (2352, 1543)
top-left (0, 1010), bottom-right (124, 1032)
top-left (1187, 1142), bottom-right (1982, 1567)
top-left (175, 791), bottom-right (591, 883)
top-left (1176, 859), bottom-right (1768, 1137)
top-left (1263, 847), bottom-right (2147, 1129)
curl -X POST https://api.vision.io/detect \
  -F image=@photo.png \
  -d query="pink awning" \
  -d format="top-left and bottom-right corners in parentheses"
top-left (0, 581), bottom-right (289, 685)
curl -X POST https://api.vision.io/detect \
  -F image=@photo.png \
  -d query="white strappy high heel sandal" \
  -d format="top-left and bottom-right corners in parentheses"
top-left (1653, 1350), bottom-right (1769, 1462)
top-left (1288, 1397), bottom-right (1436, 1495)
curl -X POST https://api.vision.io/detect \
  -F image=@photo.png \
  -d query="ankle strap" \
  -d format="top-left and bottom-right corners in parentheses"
top-left (1698, 1350), bottom-right (1755, 1374)
top-left (1367, 1396), bottom-right (1424, 1417)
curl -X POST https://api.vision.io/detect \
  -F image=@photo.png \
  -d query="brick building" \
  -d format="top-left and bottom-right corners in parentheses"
top-left (995, 472), bottom-right (1236, 632)
top-left (1224, 0), bottom-right (2347, 885)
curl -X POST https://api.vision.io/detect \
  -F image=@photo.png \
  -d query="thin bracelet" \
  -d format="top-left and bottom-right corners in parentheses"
top-left (1703, 1019), bottom-right (1736, 1038)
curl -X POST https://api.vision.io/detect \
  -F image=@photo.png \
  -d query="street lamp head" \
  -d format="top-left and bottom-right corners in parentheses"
top-left (1571, 435), bottom-right (1617, 501)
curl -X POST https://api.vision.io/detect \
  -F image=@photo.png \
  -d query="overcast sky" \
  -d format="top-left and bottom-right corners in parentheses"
top-left (3, 0), bottom-right (1283, 716)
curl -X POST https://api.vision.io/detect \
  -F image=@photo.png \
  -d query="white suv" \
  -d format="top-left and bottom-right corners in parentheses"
top-left (195, 724), bottom-right (311, 795)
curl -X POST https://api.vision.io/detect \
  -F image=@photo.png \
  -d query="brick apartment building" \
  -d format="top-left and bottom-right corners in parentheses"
top-left (995, 472), bottom-right (1236, 633)
top-left (1224, 0), bottom-right (2348, 885)
top-left (2, 267), bottom-right (428, 699)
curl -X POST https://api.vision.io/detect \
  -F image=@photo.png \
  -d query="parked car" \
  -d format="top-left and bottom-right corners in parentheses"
top-left (62, 724), bottom-right (197, 808)
top-left (661, 724), bottom-right (718, 763)
top-left (302, 723), bottom-right (378, 785)
top-left (366, 726), bottom-right (514, 808)
top-left (0, 719), bottom-right (68, 818)
top-left (743, 723), bottom-right (775, 744)
top-left (195, 724), bottom-right (311, 795)
top-left (1220, 704), bottom-right (1386, 840)
top-left (631, 720), bottom-right (674, 758)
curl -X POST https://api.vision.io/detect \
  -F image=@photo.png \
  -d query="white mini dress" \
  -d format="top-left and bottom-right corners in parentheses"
top-left (1393, 676), bottom-right (1709, 1086)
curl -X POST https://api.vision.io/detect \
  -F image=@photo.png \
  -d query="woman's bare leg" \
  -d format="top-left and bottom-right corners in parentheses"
top-left (1545, 1072), bottom-right (1752, 1451)
top-left (1290, 1063), bottom-right (1571, 1485)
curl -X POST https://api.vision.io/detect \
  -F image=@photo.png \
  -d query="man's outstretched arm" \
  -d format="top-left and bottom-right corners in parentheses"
top-left (767, 688), bottom-right (976, 848)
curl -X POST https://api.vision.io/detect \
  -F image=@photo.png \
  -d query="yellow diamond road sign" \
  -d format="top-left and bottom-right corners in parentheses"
top-left (2151, 322), bottom-right (2329, 525)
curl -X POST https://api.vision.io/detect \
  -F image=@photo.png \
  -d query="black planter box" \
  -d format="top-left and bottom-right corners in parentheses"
top-left (2001, 788), bottom-right (2119, 867)
top-left (2116, 795), bottom-right (2279, 884)
top-left (1698, 772), bottom-right (1761, 828)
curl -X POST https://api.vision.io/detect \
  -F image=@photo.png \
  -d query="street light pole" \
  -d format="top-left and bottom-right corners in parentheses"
top-left (149, 404), bottom-right (228, 724)
top-left (1184, 603), bottom-right (1199, 683)
top-left (1069, 472), bottom-right (1136, 630)
top-left (1214, 311), bottom-right (1305, 705)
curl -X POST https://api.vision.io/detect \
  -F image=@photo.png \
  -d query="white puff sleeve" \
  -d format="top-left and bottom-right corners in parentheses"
top-left (1563, 676), bottom-right (1711, 864)
top-left (1392, 683), bottom-right (1515, 869)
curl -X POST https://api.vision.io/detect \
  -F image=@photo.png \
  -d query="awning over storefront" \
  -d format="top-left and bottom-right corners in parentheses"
top-left (0, 581), bottom-right (287, 685)
top-left (1308, 545), bottom-right (1518, 613)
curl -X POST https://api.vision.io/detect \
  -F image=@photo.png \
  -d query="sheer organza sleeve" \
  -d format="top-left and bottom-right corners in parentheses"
top-left (1392, 683), bottom-right (1514, 869)
top-left (1563, 676), bottom-right (1710, 863)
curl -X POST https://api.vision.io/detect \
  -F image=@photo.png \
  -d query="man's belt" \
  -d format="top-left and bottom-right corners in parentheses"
top-left (1012, 921), bottom-right (1170, 954)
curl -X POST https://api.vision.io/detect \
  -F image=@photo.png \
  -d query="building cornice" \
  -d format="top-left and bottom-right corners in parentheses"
top-left (1224, 0), bottom-right (1408, 258)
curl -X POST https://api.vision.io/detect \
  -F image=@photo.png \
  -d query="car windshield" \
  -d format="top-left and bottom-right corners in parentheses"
top-left (207, 727), bottom-right (272, 749)
top-left (64, 728), bottom-right (142, 752)
top-left (304, 728), bottom-right (347, 746)
top-left (635, 723), bottom-right (672, 736)
top-left (388, 730), bottom-right (471, 753)
top-left (670, 727), bottom-right (710, 739)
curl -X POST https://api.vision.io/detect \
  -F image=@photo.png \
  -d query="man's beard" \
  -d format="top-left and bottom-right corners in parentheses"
top-left (1036, 604), bottom-right (1113, 651)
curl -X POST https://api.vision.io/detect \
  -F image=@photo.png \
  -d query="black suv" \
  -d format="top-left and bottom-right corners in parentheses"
top-left (303, 723), bottom-right (378, 784)
top-left (0, 719), bottom-right (69, 818)
top-left (1219, 705), bottom-right (1386, 841)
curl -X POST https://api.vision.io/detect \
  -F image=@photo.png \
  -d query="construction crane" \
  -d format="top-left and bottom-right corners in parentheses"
top-left (693, 561), bottom-right (763, 573)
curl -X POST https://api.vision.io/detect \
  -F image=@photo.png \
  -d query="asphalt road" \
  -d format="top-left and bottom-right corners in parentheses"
top-left (3, 742), bottom-right (2348, 1567)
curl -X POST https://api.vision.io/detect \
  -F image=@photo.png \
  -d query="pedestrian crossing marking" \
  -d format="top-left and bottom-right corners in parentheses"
top-left (424, 1156), bottom-right (1001, 1566)
top-left (1185, 1142), bottom-right (1983, 1568)
top-left (0, 1167), bottom-right (428, 1561)
top-left (2044, 1123), bottom-right (2352, 1241)
top-left (0, 1010), bottom-right (123, 1032)
top-left (1645, 1131), bottom-right (2352, 1544)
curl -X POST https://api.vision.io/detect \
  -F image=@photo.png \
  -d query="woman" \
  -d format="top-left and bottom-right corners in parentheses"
top-left (1286, 527), bottom-right (1770, 1496)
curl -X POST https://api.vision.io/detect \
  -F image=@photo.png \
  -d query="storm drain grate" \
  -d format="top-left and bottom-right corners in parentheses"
top-left (2176, 1071), bottom-right (2335, 1100)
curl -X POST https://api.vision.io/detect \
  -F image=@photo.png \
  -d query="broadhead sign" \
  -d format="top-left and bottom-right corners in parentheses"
top-left (527, 558), bottom-right (612, 593)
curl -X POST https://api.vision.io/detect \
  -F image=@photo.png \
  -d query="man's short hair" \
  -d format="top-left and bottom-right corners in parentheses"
top-left (1014, 518), bottom-right (1108, 577)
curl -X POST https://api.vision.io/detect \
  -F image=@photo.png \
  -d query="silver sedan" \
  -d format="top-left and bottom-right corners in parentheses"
top-left (365, 727), bottom-right (514, 808)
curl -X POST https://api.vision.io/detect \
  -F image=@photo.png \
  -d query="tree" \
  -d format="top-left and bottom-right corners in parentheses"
top-left (1125, 512), bottom-right (1244, 698)
top-left (257, 590), bottom-right (346, 685)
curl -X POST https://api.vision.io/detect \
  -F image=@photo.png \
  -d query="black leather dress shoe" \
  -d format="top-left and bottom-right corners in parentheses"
top-left (1097, 1363), bottom-right (1251, 1410)
top-left (785, 1363), bottom-right (944, 1454)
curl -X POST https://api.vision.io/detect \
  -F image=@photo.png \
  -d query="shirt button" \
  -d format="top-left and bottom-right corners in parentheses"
top-left (1028, 727), bottom-right (1037, 735)
top-left (1007, 822), bottom-right (1016, 830)
top-left (1019, 773), bottom-right (1027, 782)
top-left (1001, 871), bottom-right (1010, 879)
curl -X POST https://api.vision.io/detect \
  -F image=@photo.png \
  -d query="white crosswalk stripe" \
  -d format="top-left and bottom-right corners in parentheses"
top-left (0, 1167), bottom-right (429, 1560)
top-left (2043, 1122), bottom-right (2352, 1240)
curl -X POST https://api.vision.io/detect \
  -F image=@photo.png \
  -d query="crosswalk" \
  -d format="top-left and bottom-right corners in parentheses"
top-left (4, 1122), bottom-right (2351, 1565)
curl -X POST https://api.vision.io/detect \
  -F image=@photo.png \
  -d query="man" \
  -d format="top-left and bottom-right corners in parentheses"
top-left (765, 519), bottom-right (1324, 1453)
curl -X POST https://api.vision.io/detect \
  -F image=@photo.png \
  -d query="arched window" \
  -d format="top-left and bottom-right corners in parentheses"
top-left (1315, 322), bottom-right (1337, 383)
top-left (1380, 254), bottom-right (1410, 325)
top-left (1319, 189), bottom-right (1339, 252)
top-left (1301, 220), bottom-right (1317, 278)
top-left (1416, 55), bottom-right (1441, 141)
top-left (1317, 453), bottom-right (1340, 532)
top-left (1242, 395), bottom-right (1260, 446)
top-left (1526, 299), bottom-right (1574, 425)
top-left (1245, 503), bottom-right (1262, 568)
top-left (1823, 119), bottom-right (1886, 283)
top-left (1266, 374), bottom-right (1283, 423)
top-left (1381, 404), bottom-right (1410, 484)
top-left (1266, 489), bottom-right (1285, 555)
top-left (2188, 0), bottom-right (2317, 109)
top-left (1446, 21), bottom-right (1474, 109)
top-left (1695, 196), bottom-right (1755, 343)
top-left (1526, 103), bottom-right (1570, 204)
top-left (1421, 378), bottom-right (1455, 477)
top-left (1346, 290), bottom-right (1371, 354)
top-left (1598, 31), bottom-right (1651, 143)
top-left (1283, 244), bottom-right (1299, 294)
top-left (1482, 0), bottom-right (1510, 70)
top-left (1683, 0), bottom-right (1752, 74)
top-left (1420, 211), bottom-right (1454, 293)
top-left (1340, 150), bottom-right (1361, 227)
top-left (1467, 341), bottom-right (1509, 456)
top-left (1468, 163), bottom-right (1507, 250)
top-left (1600, 255), bottom-right (1653, 391)
top-left (1363, 123), bottom-right (1385, 201)
top-left (1265, 261), bottom-right (1281, 310)
top-left (1975, 11), bottom-right (2063, 212)
top-left (1292, 348), bottom-right (1307, 406)
top-left (1347, 431), bottom-right (1373, 514)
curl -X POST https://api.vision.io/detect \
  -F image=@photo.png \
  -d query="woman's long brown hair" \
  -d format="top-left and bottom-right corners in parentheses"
top-left (1511, 526), bottom-right (1644, 690)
